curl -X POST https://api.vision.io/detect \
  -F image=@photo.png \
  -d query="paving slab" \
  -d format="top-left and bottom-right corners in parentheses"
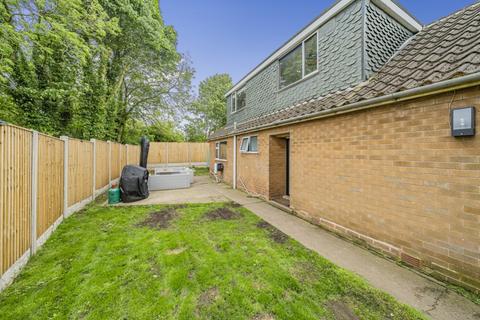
top-left (121, 177), bottom-right (229, 205)
top-left (135, 176), bottom-right (480, 320)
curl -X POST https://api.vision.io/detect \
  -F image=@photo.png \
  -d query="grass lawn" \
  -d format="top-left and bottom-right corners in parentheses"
top-left (0, 202), bottom-right (425, 320)
top-left (193, 166), bottom-right (210, 176)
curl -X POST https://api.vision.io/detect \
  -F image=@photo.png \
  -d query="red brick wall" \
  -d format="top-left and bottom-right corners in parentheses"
top-left (210, 86), bottom-right (480, 291)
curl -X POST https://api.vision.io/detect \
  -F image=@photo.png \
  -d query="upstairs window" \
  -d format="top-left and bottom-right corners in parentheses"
top-left (216, 141), bottom-right (227, 160)
top-left (240, 136), bottom-right (258, 153)
top-left (231, 95), bottom-right (236, 113)
top-left (279, 33), bottom-right (318, 89)
top-left (231, 88), bottom-right (246, 113)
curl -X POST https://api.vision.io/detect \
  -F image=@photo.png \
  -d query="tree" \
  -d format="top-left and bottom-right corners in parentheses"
top-left (186, 74), bottom-right (232, 141)
top-left (0, 0), bottom-right (117, 136)
top-left (0, 0), bottom-right (192, 143)
top-left (99, 0), bottom-right (185, 142)
top-left (122, 119), bottom-right (184, 144)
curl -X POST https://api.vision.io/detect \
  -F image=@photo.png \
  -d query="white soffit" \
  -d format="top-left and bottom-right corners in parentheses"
top-left (372, 0), bottom-right (423, 32)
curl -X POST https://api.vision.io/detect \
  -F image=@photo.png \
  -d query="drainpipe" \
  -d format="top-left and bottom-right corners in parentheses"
top-left (233, 135), bottom-right (237, 190)
top-left (233, 122), bottom-right (237, 189)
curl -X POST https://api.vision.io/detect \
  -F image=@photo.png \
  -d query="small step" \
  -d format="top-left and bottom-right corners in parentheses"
top-left (268, 199), bottom-right (293, 213)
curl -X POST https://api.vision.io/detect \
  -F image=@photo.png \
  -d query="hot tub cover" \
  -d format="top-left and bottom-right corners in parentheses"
top-left (120, 165), bottom-right (149, 203)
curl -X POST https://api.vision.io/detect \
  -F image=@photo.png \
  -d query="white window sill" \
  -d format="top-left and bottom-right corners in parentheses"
top-left (240, 151), bottom-right (259, 154)
top-left (215, 158), bottom-right (227, 162)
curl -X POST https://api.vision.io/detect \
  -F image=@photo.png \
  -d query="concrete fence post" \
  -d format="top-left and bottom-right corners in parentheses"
top-left (60, 136), bottom-right (69, 218)
top-left (30, 131), bottom-right (39, 254)
top-left (118, 143), bottom-right (122, 177)
top-left (166, 143), bottom-right (169, 167)
top-left (107, 141), bottom-right (112, 186)
top-left (90, 139), bottom-right (96, 199)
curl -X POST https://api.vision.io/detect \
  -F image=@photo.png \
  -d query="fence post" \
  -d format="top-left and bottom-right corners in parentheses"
top-left (118, 143), bottom-right (122, 177)
top-left (30, 131), bottom-right (38, 254)
top-left (60, 136), bottom-right (69, 218)
top-left (187, 143), bottom-right (191, 167)
top-left (91, 139), bottom-right (96, 199)
top-left (166, 143), bottom-right (169, 167)
top-left (126, 144), bottom-right (129, 165)
top-left (107, 141), bottom-right (111, 186)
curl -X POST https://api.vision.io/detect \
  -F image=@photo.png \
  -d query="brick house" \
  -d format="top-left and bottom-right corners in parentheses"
top-left (208, 0), bottom-right (480, 292)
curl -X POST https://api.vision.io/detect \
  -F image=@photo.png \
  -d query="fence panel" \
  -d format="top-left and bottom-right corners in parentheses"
top-left (148, 142), bottom-right (209, 164)
top-left (95, 140), bottom-right (109, 190)
top-left (37, 134), bottom-right (64, 237)
top-left (168, 142), bottom-right (189, 163)
top-left (110, 143), bottom-right (121, 180)
top-left (1, 123), bottom-right (143, 290)
top-left (120, 145), bottom-right (127, 171)
top-left (68, 139), bottom-right (93, 206)
top-left (148, 142), bottom-right (167, 164)
top-left (0, 125), bottom-right (32, 276)
top-left (127, 145), bottom-right (140, 165)
top-left (190, 143), bottom-right (210, 163)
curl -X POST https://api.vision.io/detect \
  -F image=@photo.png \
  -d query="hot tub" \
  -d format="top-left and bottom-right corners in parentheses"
top-left (148, 167), bottom-right (193, 191)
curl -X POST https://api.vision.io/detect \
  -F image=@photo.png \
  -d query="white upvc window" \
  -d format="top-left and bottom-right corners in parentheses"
top-left (231, 88), bottom-right (246, 114)
top-left (240, 136), bottom-right (258, 153)
top-left (215, 141), bottom-right (227, 160)
top-left (279, 32), bottom-right (318, 89)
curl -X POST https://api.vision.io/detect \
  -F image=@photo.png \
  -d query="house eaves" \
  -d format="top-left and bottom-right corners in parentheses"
top-left (225, 0), bottom-right (422, 97)
top-left (211, 72), bottom-right (480, 140)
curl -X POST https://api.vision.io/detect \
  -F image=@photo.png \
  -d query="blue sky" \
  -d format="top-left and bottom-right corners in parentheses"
top-left (161, 0), bottom-right (476, 90)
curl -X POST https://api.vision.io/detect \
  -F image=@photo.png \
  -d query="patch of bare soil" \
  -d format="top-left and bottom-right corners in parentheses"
top-left (252, 314), bottom-right (275, 320)
top-left (205, 207), bottom-right (242, 220)
top-left (290, 261), bottom-right (320, 283)
top-left (137, 208), bottom-right (178, 229)
top-left (228, 201), bottom-right (242, 208)
top-left (256, 221), bottom-right (289, 244)
top-left (326, 300), bottom-right (359, 320)
top-left (171, 204), bottom-right (187, 209)
top-left (198, 287), bottom-right (219, 307)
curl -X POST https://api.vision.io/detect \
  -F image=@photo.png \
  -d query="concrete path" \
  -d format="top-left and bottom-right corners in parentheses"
top-left (136, 176), bottom-right (480, 320)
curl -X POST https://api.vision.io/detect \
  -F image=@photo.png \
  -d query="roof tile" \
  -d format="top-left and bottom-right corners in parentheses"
top-left (210, 2), bottom-right (480, 140)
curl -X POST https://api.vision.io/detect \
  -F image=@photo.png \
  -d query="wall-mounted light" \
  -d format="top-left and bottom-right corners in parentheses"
top-left (451, 107), bottom-right (475, 137)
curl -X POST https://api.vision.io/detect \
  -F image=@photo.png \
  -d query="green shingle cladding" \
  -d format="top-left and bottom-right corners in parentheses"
top-left (227, 0), bottom-right (414, 126)
top-left (365, 1), bottom-right (413, 76)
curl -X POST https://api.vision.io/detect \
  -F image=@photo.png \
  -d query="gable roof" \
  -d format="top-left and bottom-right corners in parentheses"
top-left (210, 1), bottom-right (480, 140)
top-left (225, 0), bottom-right (422, 97)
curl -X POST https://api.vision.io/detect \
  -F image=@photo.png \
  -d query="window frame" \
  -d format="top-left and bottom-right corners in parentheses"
top-left (215, 141), bottom-right (228, 161)
top-left (239, 136), bottom-right (259, 154)
top-left (230, 87), bottom-right (246, 114)
top-left (279, 32), bottom-right (319, 90)
top-left (231, 94), bottom-right (237, 114)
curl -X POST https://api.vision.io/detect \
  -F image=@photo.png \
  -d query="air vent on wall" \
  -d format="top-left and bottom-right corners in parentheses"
top-left (401, 253), bottom-right (421, 268)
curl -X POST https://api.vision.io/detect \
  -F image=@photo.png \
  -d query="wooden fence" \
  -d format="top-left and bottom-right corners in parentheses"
top-left (0, 123), bottom-right (140, 291)
top-left (148, 142), bottom-right (209, 165)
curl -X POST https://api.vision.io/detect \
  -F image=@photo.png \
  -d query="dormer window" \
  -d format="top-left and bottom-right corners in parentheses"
top-left (279, 33), bottom-right (318, 89)
top-left (231, 88), bottom-right (246, 113)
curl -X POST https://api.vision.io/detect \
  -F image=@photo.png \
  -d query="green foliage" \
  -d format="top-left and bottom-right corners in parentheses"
top-left (0, 0), bottom-right (192, 142)
top-left (0, 202), bottom-right (426, 319)
top-left (186, 74), bottom-right (232, 141)
top-left (193, 166), bottom-right (210, 176)
top-left (122, 119), bottom-right (184, 144)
